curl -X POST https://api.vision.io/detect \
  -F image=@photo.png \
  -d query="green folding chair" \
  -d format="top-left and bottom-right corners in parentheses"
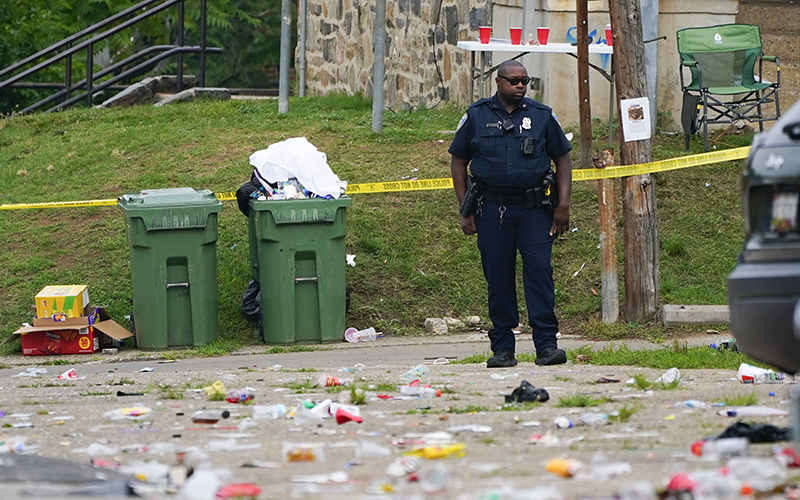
top-left (677, 23), bottom-right (781, 151)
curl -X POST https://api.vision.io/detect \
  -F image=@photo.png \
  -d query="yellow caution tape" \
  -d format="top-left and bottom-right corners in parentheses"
top-left (0, 198), bottom-right (118, 210)
top-left (572, 146), bottom-right (750, 181)
top-left (0, 147), bottom-right (750, 210)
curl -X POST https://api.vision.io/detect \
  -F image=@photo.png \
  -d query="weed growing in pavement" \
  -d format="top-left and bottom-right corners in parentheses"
top-left (32, 359), bottom-right (72, 366)
top-left (158, 384), bottom-right (185, 400)
top-left (553, 375), bottom-right (573, 382)
top-left (375, 382), bottom-right (398, 392)
top-left (556, 394), bottom-right (611, 407)
top-left (81, 390), bottom-right (112, 396)
top-left (720, 393), bottom-right (758, 406)
top-left (499, 402), bottom-right (540, 411)
top-left (568, 342), bottom-right (757, 370)
top-left (453, 353), bottom-right (490, 364)
top-left (608, 404), bottom-right (640, 423)
top-left (447, 405), bottom-right (489, 414)
top-left (107, 378), bottom-right (135, 386)
top-left (479, 437), bottom-right (496, 445)
top-left (350, 386), bottom-right (367, 405)
top-left (654, 376), bottom-right (683, 391)
top-left (286, 378), bottom-right (318, 393)
top-left (292, 367), bottom-right (320, 373)
top-left (207, 392), bottom-right (225, 402)
top-left (630, 374), bottom-right (653, 391)
top-left (438, 386), bottom-right (457, 394)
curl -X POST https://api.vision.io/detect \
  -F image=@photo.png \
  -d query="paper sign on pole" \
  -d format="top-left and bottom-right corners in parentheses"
top-left (620, 97), bottom-right (651, 142)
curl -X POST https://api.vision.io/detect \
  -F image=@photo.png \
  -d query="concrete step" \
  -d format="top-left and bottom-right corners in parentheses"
top-left (737, 2), bottom-right (800, 35)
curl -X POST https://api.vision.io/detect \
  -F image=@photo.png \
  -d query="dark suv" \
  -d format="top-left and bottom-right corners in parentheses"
top-left (728, 100), bottom-right (800, 374)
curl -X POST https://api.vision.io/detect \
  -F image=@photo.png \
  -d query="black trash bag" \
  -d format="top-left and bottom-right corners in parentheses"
top-left (504, 380), bottom-right (549, 403)
top-left (236, 176), bottom-right (262, 217)
top-left (241, 280), bottom-right (264, 341)
top-left (716, 421), bottom-right (791, 443)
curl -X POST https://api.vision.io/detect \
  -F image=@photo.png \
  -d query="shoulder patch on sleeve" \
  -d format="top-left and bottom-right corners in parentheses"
top-left (551, 111), bottom-right (562, 126)
top-left (456, 112), bottom-right (468, 131)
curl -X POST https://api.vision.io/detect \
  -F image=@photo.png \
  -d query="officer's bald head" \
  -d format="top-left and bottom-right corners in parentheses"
top-left (497, 60), bottom-right (526, 77)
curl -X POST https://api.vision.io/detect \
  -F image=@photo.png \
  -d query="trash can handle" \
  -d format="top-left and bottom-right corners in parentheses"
top-left (294, 277), bottom-right (318, 283)
top-left (166, 282), bottom-right (190, 288)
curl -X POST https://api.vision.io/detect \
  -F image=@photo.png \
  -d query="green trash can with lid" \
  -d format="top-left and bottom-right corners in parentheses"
top-left (119, 188), bottom-right (223, 349)
top-left (249, 197), bottom-right (351, 344)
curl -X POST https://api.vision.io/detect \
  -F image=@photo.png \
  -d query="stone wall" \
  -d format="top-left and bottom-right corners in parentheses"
top-left (304, 0), bottom-right (491, 110)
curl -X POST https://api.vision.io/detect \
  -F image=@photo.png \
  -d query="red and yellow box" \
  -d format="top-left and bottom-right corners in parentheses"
top-left (9, 307), bottom-right (133, 356)
top-left (19, 326), bottom-right (100, 356)
top-left (35, 285), bottom-right (89, 320)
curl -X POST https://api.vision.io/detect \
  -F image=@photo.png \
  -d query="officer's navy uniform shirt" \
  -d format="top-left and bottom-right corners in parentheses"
top-left (449, 95), bottom-right (572, 189)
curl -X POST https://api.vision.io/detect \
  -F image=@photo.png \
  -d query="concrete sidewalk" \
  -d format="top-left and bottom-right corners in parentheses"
top-left (0, 331), bottom-right (718, 377)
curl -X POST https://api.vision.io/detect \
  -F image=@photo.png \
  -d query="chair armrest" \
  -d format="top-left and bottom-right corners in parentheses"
top-left (681, 61), bottom-right (698, 67)
top-left (763, 55), bottom-right (778, 63)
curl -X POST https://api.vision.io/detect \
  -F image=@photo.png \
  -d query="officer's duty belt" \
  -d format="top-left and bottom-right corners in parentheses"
top-left (482, 190), bottom-right (527, 205)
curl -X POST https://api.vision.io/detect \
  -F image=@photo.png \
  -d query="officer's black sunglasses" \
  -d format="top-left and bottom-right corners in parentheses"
top-left (498, 75), bottom-right (531, 86)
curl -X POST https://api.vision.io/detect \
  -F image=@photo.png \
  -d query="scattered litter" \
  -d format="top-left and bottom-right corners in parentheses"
top-left (138, 367), bottom-right (154, 373)
top-left (117, 391), bottom-right (145, 397)
top-left (596, 377), bottom-right (619, 384)
top-left (716, 421), bottom-right (790, 442)
top-left (203, 380), bottom-right (226, 399)
top-left (573, 262), bottom-right (586, 277)
top-left (283, 442), bottom-right (326, 462)
top-left (207, 439), bottom-right (261, 452)
top-left (400, 364), bottom-right (429, 382)
top-left (405, 443), bottom-right (466, 459)
top-left (491, 373), bottom-right (518, 381)
top-left (291, 471), bottom-right (349, 483)
top-left (545, 457), bottom-right (584, 477)
top-left (718, 406), bottom-right (788, 418)
top-left (447, 424), bottom-right (492, 433)
top-left (672, 400), bottom-right (708, 408)
top-left (104, 407), bottom-right (151, 420)
top-left (56, 369), bottom-right (83, 380)
top-left (12, 367), bottom-right (47, 378)
top-left (518, 420), bottom-right (542, 427)
top-left (346, 254), bottom-right (356, 267)
top-left (738, 363), bottom-right (785, 384)
top-left (655, 367), bottom-right (681, 385)
top-left (216, 483), bottom-right (262, 499)
top-left (504, 381), bottom-right (549, 403)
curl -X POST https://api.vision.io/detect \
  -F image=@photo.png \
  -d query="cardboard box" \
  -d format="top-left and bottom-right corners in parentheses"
top-left (35, 285), bottom-right (89, 320)
top-left (9, 307), bottom-right (133, 356)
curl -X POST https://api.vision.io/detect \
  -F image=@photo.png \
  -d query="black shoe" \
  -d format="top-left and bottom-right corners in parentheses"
top-left (487, 349), bottom-right (518, 368)
top-left (534, 347), bottom-right (567, 366)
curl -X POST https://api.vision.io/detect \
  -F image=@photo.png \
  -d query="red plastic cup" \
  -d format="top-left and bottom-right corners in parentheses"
top-left (537, 27), bottom-right (549, 45)
top-left (605, 24), bottom-right (612, 46)
top-left (510, 27), bottom-right (522, 45)
top-left (479, 26), bottom-right (491, 44)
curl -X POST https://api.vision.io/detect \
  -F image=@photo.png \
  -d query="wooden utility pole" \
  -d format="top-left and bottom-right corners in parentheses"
top-left (595, 149), bottom-right (619, 323)
top-left (576, 0), bottom-right (592, 169)
top-left (608, 0), bottom-right (660, 323)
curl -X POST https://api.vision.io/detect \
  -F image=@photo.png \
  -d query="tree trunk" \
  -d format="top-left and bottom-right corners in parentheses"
top-left (608, 0), bottom-right (660, 323)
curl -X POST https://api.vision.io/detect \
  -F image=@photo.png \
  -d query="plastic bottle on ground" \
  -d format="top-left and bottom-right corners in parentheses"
top-left (225, 389), bottom-right (254, 404)
top-left (400, 364), bottom-right (429, 382)
top-left (191, 409), bottom-right (230, 424)
top-left (726, 456), bottom-right (787, 492)
top-left (252, 404), bottom-right (288, 420)
top-left (690, 437), bottom-right (749, 459)
top-left (578, 413), bottom-right (609, 427)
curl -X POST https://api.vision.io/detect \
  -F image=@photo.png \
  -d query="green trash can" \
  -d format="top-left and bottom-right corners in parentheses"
top-left (119, 188), bottom-right (223, 349)
top-left (249, 197), bottom-right (351, 344)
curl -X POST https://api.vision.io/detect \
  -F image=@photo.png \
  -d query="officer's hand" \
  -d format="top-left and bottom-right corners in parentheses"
top-left (461, 214), bottom-right (477, 235)
top-left (550, 205), bottom-right (569, 237)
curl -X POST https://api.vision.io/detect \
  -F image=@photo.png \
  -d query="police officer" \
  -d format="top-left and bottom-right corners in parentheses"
top-left (449, 60), bottom-right (572, 368)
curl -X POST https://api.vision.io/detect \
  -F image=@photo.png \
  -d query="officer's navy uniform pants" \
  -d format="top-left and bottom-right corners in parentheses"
top-left (475, 199), bottom-right (558, 354)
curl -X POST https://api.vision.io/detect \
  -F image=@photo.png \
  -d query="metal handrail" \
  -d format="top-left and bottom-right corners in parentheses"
top-left (0, 0), bottom-right (219, 114)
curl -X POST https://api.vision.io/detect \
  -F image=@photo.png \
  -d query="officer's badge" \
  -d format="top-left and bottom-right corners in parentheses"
top-left (521, 117), bottom-right (531, 130)
top-left (456, 113), bottom-right (468, 131)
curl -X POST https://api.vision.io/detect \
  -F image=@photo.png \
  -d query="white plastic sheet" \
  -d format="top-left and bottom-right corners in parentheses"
top-left (249, 137), bottom-right (342, 199)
